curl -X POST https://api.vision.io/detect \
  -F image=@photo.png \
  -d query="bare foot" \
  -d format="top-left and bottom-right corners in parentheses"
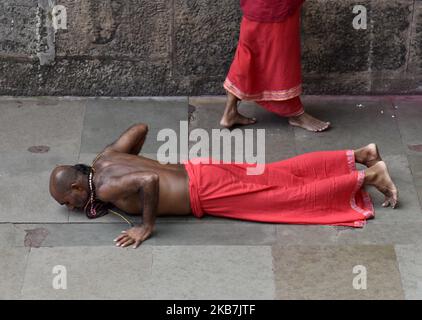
top-left (288, 112), bottom-right (330, 132)
top-left (220, 94), bottom-right (256, 128)
top-left (355, 143), bottom-right (382, 167)
top-left (365, 161), bottom-right (399, 208)
top-left (220, 109), bottom-right (257, 128)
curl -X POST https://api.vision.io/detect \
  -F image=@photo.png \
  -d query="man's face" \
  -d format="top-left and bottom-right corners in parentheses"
top-left (55, 187), bottom-right (89, 211)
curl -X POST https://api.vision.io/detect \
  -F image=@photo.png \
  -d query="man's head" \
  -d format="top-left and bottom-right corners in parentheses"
top-left (49, 164), bottom-right (91, 211)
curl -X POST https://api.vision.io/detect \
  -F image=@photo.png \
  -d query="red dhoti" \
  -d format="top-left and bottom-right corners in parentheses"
top-left (224, 3), bottom-right (304, 117)
top-left (184, 150), bottom-right (374, 227)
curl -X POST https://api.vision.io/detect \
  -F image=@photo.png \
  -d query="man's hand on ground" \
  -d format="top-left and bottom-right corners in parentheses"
top-left (114, 225), bottom-right (153, 248)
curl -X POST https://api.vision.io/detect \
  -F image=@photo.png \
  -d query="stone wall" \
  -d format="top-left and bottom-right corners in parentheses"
top-left (0, 0), bottom-right (421, 96)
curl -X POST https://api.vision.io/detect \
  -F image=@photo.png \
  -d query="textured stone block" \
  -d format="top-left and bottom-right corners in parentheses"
top-left (55, 0), bottom-right (172, 60)
top-left (407, 0), bottom-right (422, 76)
top-left (0, 61), bottom-right (39, 95)
top-left (37, 58), bottom-right (174, 96)
top-left (173, 0), bottom-right (241, 94)
top-left (371, 0), bottom-right (412, 72)
top-left (302, 0), bottom-right (371, 74)
top-left (0, 0), bottom-right (38, 56)
top-left (371, 76), bottom-right (422, 95)
top-left (302, 73), bottom-right (371, 95)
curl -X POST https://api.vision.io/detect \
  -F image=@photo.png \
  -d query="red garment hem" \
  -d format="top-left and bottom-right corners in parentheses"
top-left (224, 78), bottom-right (303, 102)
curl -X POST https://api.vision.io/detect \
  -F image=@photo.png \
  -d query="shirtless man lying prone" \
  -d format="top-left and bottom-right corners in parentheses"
top-left (49, 124), bottom-right (398, 248)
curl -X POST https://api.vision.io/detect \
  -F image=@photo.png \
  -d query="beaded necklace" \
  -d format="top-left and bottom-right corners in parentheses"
top-left (85, 152), bottom-right (102, 218)
top-left (84, 152), bottom-right (134, 226)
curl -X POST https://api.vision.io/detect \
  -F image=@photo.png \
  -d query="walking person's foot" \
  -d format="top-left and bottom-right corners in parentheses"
top-left (364, 161), bottom-right (399, 208)
top-left (220, 108), bottom-right (257, 128)
top-left (355, 143), bottom-right (382, 168)
top-left (220, 92), bottom-right (257, 128)
top-left (288, 112), bottom-right (330, 132)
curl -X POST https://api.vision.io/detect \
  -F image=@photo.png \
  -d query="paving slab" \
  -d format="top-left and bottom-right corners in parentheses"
top-left (153, 221), bottom-right (276, 245)
top-left (0, 223), bottom-right (18, 247)
top-left (21, 246), bottom-right (153, 299)
top-left (0, 97), bottom-right (85, 154)
top-left (13, 223), bottom-right (145, 248)
top-left (408, 154), bottom-right (422, 208)
top-left (392, 97), bottom-right (422, 156)
top-left (148, 246), bottom-right (274, 299)
top-left (80, 98), bottom-right (188, 155)
top-left (335, 222), bottom-right (422, 246)
top-left (0, 247), bottom-right (30, 299)
top-left (395, 244), bottom-right (422, 300)
top-left (272, 245), bottom-right (404, 300)
top-left (0, 98), bottom-right (84, 177)
top-left (0, 150), bottom-right (79, 178)
top-left (0, 171), bottom-right (69, 223)
top-left (276, 225), bottom-right (340, 245)
top-left (276, 221), bottom-right (422, 245)
top-left (20, 245), bottom-right (274, 299)
top-left (295, 96), bottom-right (406, 156)
top-left (276, 223), bottom-right (422, 246)
top-left (13, 221), bottom-right (276, 247)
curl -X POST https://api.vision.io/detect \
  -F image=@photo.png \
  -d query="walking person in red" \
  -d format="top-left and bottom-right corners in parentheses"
top-left (220, 0), bottom-right (330, 132)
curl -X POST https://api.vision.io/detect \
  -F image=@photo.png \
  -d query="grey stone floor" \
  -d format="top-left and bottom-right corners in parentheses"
top-left (1, 95), bottom-right (422, 299)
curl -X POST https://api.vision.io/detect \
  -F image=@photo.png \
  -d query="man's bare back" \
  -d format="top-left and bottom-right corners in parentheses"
top-left (93, 151), bottom-right (191, 216)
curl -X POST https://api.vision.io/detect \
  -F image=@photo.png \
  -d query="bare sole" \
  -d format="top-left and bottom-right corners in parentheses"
top-left (369, 161), bottom-right (399, 209)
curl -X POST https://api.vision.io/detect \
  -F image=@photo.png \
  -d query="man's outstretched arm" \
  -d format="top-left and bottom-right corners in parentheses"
top-left (98, 171), bottom-right (159, 248)
top-left (104, 123), bottom-right (149, 155)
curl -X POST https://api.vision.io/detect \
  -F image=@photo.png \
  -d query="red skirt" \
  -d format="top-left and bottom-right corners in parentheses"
top-left (184, 150), bottom-right (374, 228)
top-left (224, 4), bottom-right (304, 116)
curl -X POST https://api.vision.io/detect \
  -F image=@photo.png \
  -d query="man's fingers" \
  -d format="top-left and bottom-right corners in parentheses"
top-left (133, 240), bottom-right (142, 249)
top-left (114, 234), bottom-right (127, 243)
top-left (120, 239), bottom-right (135, 248)
top-left (391, 199), bottom-right (398, 209)
top-left (116, 235), bottom-right (130, 246)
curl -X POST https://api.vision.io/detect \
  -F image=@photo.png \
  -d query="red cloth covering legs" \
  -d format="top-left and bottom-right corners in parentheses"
top-left (184, 150), bottom-right (374, 228)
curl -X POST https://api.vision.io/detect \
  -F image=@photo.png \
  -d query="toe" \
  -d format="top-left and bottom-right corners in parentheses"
top-left (391, 199), bottom-right (398, 209)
